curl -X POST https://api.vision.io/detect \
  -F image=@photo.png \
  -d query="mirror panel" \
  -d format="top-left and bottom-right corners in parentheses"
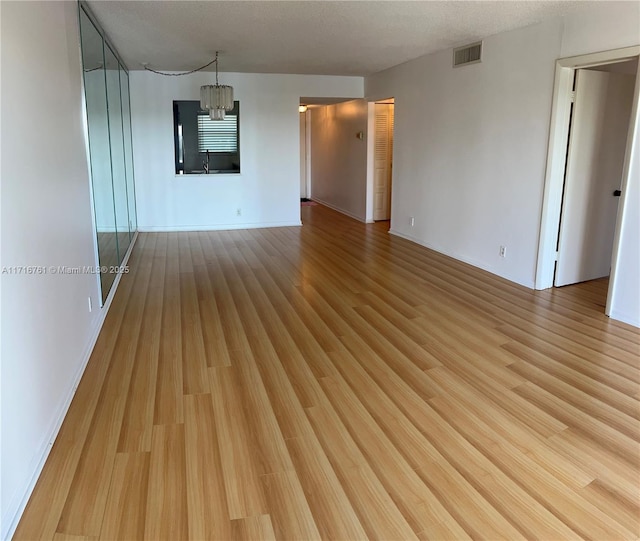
top-left (79, 4), bottom-right (138, 303)
top-left (79, 8), bottom-right (117, 302)
top-left (120, 67), bottom-right (137, 236)
top-left (104, 44), bottom-right (130, 262)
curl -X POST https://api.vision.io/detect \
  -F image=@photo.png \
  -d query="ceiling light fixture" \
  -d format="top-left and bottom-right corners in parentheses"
top-left (200, 51), bottom-right (234, 121)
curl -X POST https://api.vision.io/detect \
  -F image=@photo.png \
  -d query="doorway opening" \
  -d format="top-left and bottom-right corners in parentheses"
top-left (299, 96), bottom-right (364, 218)
top-left (368, 98), bottom-right (394, 224)
top-left (554, 60), bottom-right (637, 295)
top-left (299, 104), bottom-right (311, 202)
top-left (536, 47), bottom-right (640, 317)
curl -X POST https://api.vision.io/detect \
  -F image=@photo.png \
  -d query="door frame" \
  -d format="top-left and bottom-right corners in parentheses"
top-left (366, 98), bottom-right (395, 223)
top-left (303, 109), bottom-right (312, 199)
top-left (535, 46), bottom-right (640, 316)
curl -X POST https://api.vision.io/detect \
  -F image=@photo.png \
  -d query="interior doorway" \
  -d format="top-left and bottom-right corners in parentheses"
top-left (299, 105), bottom-right (310, 200)
top-left (554, 60), bottom-right (637, 291)
top-left (536, 46), bottom-right (640, 318)
top-left (373, 99), bottom-right (394, 222)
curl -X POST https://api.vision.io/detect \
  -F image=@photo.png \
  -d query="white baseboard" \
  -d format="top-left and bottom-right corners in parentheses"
top-left (1, 233), bottom-right (139, 541)
top-left (390, 229), bottom-right (637, 327)
top-left (608, 309), bottom-right (640, 328)
top-left (96, 227), bottom-right (131, 233)
top-left (138, 221), bottom-right (302, 232)
top-left (101, 230), bottom-right (138, 307)
top-left (388, 228), bottom-right (534, 289)
top-left (311, 198), bottom-right (366, 223)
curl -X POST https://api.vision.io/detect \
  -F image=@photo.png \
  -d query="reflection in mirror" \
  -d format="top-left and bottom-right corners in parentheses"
top-left (79, 8), bottom-right (117, 302)
top-left (105, 44), bottom-right (130, 262)
top-left (120, 68), bottom-right (137, 236)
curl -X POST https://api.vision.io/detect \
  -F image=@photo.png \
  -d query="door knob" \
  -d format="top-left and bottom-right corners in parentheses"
top-left (613, 190), bottom-right (622, 197)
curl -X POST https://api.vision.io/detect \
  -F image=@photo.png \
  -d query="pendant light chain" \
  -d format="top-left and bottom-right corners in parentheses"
top-left (142, 51), bottom-right (221, 77)
top-left (143, 50), bottom-right (233, 120)
top-left (215, 52), bottom-right (220, 86)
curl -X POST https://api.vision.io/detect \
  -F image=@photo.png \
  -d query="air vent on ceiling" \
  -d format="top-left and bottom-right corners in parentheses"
top-left (453, 41), bottom-right (482, 68)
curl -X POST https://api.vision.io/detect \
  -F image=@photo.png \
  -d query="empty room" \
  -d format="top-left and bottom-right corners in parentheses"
top-left (2, 1), bottom-right (639, 539)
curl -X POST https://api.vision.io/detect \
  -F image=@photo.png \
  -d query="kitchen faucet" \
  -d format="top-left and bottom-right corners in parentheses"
top-left (203, 150), bottom-right (210, 174)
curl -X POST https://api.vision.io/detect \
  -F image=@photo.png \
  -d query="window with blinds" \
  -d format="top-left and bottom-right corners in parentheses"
top-left (197, 113), bottom-right (238, 153)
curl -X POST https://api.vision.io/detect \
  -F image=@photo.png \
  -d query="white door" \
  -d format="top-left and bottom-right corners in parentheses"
top-left (374, 104), bottom-right (393, 221)
top-left (555, 69), bottom-right (635, 287)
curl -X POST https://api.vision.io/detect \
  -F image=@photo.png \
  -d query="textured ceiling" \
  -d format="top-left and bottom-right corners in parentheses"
top-left (87, 0), bottom-right (586, 76)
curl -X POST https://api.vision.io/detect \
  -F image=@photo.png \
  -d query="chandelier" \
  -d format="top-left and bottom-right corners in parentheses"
top-left (200, 51), bottom-right (234, 121)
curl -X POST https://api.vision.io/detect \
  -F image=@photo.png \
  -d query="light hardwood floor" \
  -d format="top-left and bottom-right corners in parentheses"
top-left (15, 204), bottom-right (640, 540)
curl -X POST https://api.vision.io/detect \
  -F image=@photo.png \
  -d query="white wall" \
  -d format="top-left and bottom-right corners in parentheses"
top-left (1, 2), bottom-right (106, 537)
top-left (130, 71), bottom-right (363, 231)
top-left (366, 19), bottom-right (564, 287)
top-left (309, 99), bottom-right (369, 222)
top-left (560, 1), bottom-right (640, 58)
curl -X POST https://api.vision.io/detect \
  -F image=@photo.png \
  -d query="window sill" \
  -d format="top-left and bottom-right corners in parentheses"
top-left (176, 170), bottom-right (241, 176)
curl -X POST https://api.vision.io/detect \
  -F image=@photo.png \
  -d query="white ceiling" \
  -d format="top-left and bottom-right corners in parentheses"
top-left (87, 0), bottom-right (586, 77)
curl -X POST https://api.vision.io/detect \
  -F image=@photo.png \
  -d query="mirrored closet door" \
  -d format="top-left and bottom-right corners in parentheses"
top-left (79, 4), bottom-right (137, 304)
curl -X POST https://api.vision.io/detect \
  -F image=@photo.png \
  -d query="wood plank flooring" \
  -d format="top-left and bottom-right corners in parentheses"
top-left (15, 204), bottom-right (640, 540)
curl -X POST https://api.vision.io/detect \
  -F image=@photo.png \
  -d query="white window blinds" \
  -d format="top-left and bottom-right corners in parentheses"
top-left (197, 114), bottom-right (238, 153)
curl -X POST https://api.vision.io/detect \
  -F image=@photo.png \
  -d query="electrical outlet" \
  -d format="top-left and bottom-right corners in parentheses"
top-left (410, 217), bottom-right (415, 227)
top-left (88, 296), bottom-right (93, 313)
top-left (236, 208), bottom-right (242, 216)
top-left (499, 245), bottom-right (507, 258)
